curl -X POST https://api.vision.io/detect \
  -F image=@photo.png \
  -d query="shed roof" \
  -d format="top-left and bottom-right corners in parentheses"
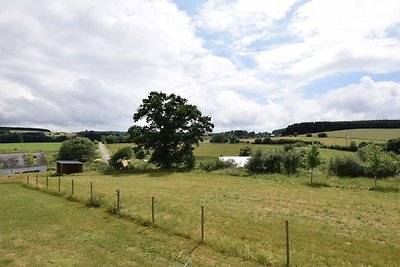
top-left (57, 160), bottom-right (83, 165)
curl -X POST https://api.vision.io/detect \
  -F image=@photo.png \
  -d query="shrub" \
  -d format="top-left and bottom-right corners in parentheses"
top-left (386, 137), bottom-right (400, 154)
top-left (210, 134), bottom-right (227, 143)
top-left (58, 137), bottom-right (96, 162)
top-left (349, 141), bottom-right (358, 151)
top-left (246, 150), bottom-right (282, 173)
top-left (199, 159), bottom-right (236, 171)
top-left (86, 195), bottom-right (105, 208)
top-left (109, 147), bottom-right (133, 169)
top-left (281, 148), bottom-right (304, 174)
top-left (133, 147), bottom-right (146, 159)
top-left (253, 138), bottom-right (263, 144)
top-left (317, 132), bottom-right (328, 138)
top-left (239, 146), bottom-right (252, 156)
top-left (358, 144), bottom-right (399, 178)
top-left (329, 155), bottom-right (366, 177)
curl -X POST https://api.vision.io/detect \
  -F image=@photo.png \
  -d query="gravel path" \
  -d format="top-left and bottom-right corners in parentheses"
top-left (98, 142), bottom-right (110, 162)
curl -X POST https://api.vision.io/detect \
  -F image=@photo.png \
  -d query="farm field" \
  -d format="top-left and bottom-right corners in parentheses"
top-left (0, 142), bottom-right (61, 153)
top-left (4, 170), bottom-right (400, 266)
top-left (106, 142), bottom-right (353, 162)
top-left (0, 182), bottom-right (249, 267)
top-left (283, 128), bottom-right (400, 146)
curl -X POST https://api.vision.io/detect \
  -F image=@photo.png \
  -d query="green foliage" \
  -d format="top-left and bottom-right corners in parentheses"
top-left (199, 159), bottom-right (236, 171)
top-left (246, 150), bottom-right (282, 173)
top-left (246, 148), bottom-right (304, 175)
top-left (133, 147), bottom-right (146, 159)
top-left (109, 147), bottom-right (133, 169)
top-left (329, 155), bottom-right (366, 177)
top-left (25, 153), bottom-right (37, 173)
top-left (386, 137), bottom-right (400, 154)
top-left (317, 132), bottom-right (328, 138)
top-left (86, 195), bottom-right (105, 208)
top-left (210, 133), bottom-right (227, 143)
top-left (281, 148), bottom-right (305, 174)
top-left (359, 144), bottom-right (399, 180)
top-left (239, 146), bottom-right (252, 156)
top-left (58, 137), bottom-right (96, 162)
top-left (304, 144), bottom-right (322, 182)
top-left (129, 91), bottom-right (213, 169)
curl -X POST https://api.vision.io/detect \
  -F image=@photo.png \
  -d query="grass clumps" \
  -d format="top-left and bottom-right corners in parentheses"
top-left (199, 159), bottom-right (237, 171)
top-left (86, 195), bottom-right (105, 208)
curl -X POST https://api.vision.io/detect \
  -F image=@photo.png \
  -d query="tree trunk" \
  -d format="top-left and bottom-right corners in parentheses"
top-left (374, 176), bottom-right (377, 187)
top-left (310, 169), bottom-right (313, 184)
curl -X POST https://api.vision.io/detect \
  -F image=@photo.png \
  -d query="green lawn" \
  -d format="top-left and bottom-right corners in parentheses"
top-left (0, 142), bottom-right (61, 153)
top-left (0, 182), bottom-right (252, 267)
top-left (7, 170), bottom-right (399, 266)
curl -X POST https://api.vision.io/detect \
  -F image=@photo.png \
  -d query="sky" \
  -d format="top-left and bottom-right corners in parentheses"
top-left (0, 0), bottom-right (400, 133)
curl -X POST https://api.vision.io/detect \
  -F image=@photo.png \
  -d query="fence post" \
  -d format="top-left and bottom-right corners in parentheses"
top-left (151, 196), bottom-right (155, 225)
top-left (286, 220), bottom-right (290, 267)
top-left (201, 205), bottom-right (205, 243)
top-left (46, 176), bottom-right (48, 190)
top-left (90, 182), bottom-right (93, 200)
top-left (36, 175), bottom-right (38, 189)
top-left (71, 179), bottom-right (74, 195)
top-left (116, 189), bottom-right (121, 212)
top-left (26, 175), bottom-right (29, 184)
top-left (58, 177), bottom-right (61, 193)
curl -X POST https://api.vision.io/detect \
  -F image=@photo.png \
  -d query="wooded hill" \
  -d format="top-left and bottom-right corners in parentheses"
top-left (282, 120), bottom-right (400, 136)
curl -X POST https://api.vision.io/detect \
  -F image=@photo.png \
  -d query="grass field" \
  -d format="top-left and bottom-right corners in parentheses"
top-left (106, 142), bottom-right (353, 163)
top-left (0, 182), bottom-right (251, 266)
top-left (4, 170), bottom-right (399, 266)
top-left (0, 142), bottom-right (61, 153)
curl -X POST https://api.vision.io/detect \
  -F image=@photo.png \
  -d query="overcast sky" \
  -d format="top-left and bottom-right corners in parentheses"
top-left (1, 0), bottom-right (400, 133)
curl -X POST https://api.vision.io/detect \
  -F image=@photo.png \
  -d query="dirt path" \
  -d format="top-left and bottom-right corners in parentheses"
top-left (98, 142), bottom-right (110, 162)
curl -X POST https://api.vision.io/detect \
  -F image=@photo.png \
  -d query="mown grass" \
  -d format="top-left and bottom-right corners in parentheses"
top-left (0, 182), bottom-right (253, 267)
top-left (6, 170), bottom-right (399, 266)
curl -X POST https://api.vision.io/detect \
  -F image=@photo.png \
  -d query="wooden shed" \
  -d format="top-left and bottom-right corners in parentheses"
top-left (56, 160), bottom-right (83, 174)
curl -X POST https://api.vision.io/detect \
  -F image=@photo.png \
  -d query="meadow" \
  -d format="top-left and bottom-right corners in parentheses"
top-left (1, 139), bottom-right (400, 266)
top-left (2, 168), bottom-right (399, 266)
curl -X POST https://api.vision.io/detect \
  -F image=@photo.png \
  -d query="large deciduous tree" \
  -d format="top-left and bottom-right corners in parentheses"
top-left (129, 91), bottom-right (213, 169)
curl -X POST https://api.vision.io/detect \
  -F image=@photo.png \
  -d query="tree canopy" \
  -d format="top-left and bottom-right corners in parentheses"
top-left (58, 137), bottom-right (96, 162)
top-left (128, 91), bottom-right (213, 169)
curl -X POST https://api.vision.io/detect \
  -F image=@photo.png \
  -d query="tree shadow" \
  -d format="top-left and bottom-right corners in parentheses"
top-left (369, 185), bottom-right (399, 193)
top-left (305, 182), bottom-right (332, 188)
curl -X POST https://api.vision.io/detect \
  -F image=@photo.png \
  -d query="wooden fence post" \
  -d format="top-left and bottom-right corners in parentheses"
top-left (201, 205), bottom-right (205, 243)
top-left (286, 220), bottom-right (290, 267)
top-left (116, 189), bottom-right (120, 212)
top-left (71, 179), bottom-right (74, 195)
top-left (90, 182), bottom-right (93, 200)
top-left (36, 175), bottom-right (38, 189)
top-left (26, 175), bottom-right (29, 184)
top-left (58, 177), bottom-right (61, 193)
top-left (46, 176), bottom-right (48, 190)
top-left (151, 196), bottom-right (155, 225)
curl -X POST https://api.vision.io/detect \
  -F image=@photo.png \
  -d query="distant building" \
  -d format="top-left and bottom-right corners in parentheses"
top-left (56, 160), bottom-right (83, 174)
top-left (0, 152), bottom-right (47, 175)
top-left (218, 156), bottom-right (251, 167)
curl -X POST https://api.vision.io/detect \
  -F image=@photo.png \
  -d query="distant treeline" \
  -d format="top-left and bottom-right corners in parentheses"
top-left (282, 120), bottom-right (400, 136)
top-left (77, 131), bottom-right (131, 143)
top-left (0, 126), bottom-right (50, 132)
top-left (210, 130), bottom-right (270, 143)
top-left (0, 131), bottom-right (66, 143)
